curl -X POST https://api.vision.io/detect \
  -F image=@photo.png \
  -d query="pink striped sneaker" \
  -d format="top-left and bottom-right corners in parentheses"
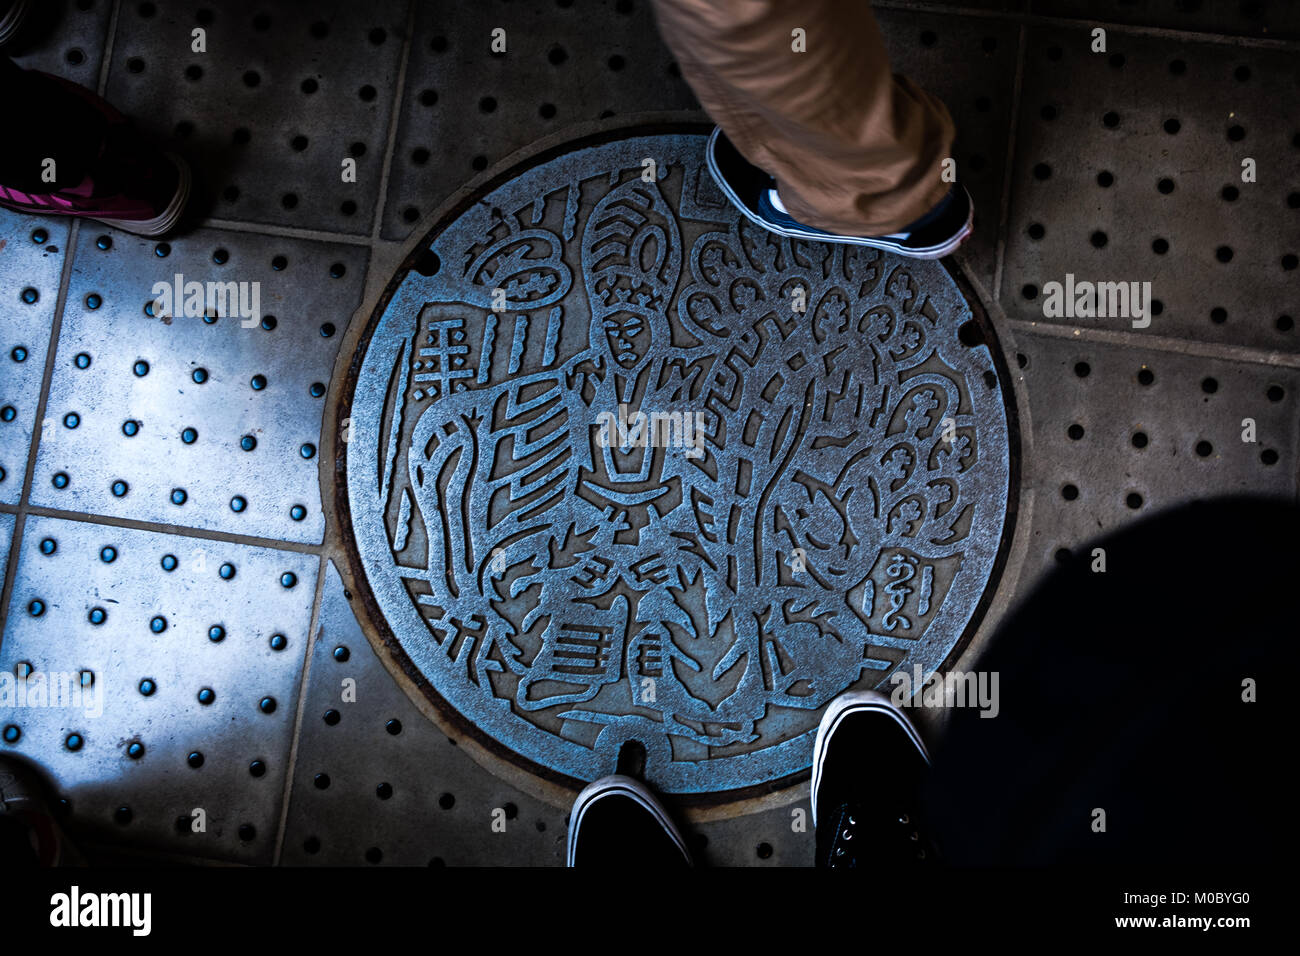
top-left (0, 71), bottom-right (190, 237)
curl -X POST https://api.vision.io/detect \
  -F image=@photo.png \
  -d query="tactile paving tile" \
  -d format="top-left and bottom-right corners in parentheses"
top-left (0, 216), bottom-right (69, 505)
top-left (0, 515), bottom-right (318, 864)
top-left (280, 561), bottom-right (567, 867)
top-left (875, 6), bottom-right (1020, 292)
top-left (1000, 27), bottom-right (1300, 350)
top-left (103, 0), bottom-right (409, 234)
top-left (280, 560), bottom-right (812, 866)
top-left (29, 226), bottom-right (369, 543)
top-left (1010, 330), bottom-right (1297, 591)
top-left (380, 0), bottom-right (701, 240)
top-left (1034, 0), bottom-right (1300, 42)
top-left (5, 0), bottom-right (116, 84)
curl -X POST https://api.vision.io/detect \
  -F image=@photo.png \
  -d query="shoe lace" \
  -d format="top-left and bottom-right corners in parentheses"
top-left (827, 804), bottom-right (934, 868)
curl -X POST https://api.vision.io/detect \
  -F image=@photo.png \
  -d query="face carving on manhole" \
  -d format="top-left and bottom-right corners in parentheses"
top-left (343, 131), bottom-right (1012, 795)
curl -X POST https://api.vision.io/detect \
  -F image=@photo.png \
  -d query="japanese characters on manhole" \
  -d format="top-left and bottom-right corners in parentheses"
top-left (344, 132), bottom-right (1011, 794)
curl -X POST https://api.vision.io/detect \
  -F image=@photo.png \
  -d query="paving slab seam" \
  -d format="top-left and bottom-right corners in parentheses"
top-left (993, 20), bottom-right (1027, 303)
top-left (18, 505), bottom-right (328, 556)
top-left (369, 0), bottom-right (418, 249)
top-left (1006, 319), bottom-right (1300, 370)
top-left (1022, 12), bottom-right (1300, 50)
top-left (271, 549), bottom-right (331, 866)
top-left (0, 219), bottom-right (81, 651)
top-left (874, 1), bottom-right (1300, 49)
top-left (94, 0), bottom-right (121, 97)
top-left (196, 217), bottom-right (376, 248)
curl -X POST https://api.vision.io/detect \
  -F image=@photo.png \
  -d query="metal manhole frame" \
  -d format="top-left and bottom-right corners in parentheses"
top-left (328, 114), bottom-right (1021, 814)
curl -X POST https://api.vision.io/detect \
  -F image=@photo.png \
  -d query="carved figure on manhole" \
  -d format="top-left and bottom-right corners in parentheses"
top-left (346, 134), bottom-right (1010, 792)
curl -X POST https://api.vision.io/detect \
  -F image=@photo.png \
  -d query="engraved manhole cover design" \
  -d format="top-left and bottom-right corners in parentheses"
top-left (342, 129), bottom-right (1013, 796)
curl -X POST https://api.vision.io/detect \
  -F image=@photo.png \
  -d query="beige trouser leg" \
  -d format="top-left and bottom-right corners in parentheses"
top-left (650, 0), bottom-right (955, 235)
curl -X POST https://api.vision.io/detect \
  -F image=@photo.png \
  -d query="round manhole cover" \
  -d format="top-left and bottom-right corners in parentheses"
top-left (340, 125), bottom-right (1014, 798)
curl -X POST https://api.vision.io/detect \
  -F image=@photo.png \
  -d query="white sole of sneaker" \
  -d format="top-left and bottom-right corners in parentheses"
top-left (91, 151), bottom-right (191, 238)
top-left (565, 774), bottom-right (692, 867)
top-left (705, 128), bottom-right (973, 260)
top-left (810, 690), bottom-right (931, 828)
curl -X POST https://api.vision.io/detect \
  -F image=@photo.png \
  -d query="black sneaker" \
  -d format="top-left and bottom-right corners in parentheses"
top-left (706, 127), bottom-right (973, 260)
top-left (566, 775), bottom-right (692, 868)
top-left (812, 691), bottom-right (936, 868)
